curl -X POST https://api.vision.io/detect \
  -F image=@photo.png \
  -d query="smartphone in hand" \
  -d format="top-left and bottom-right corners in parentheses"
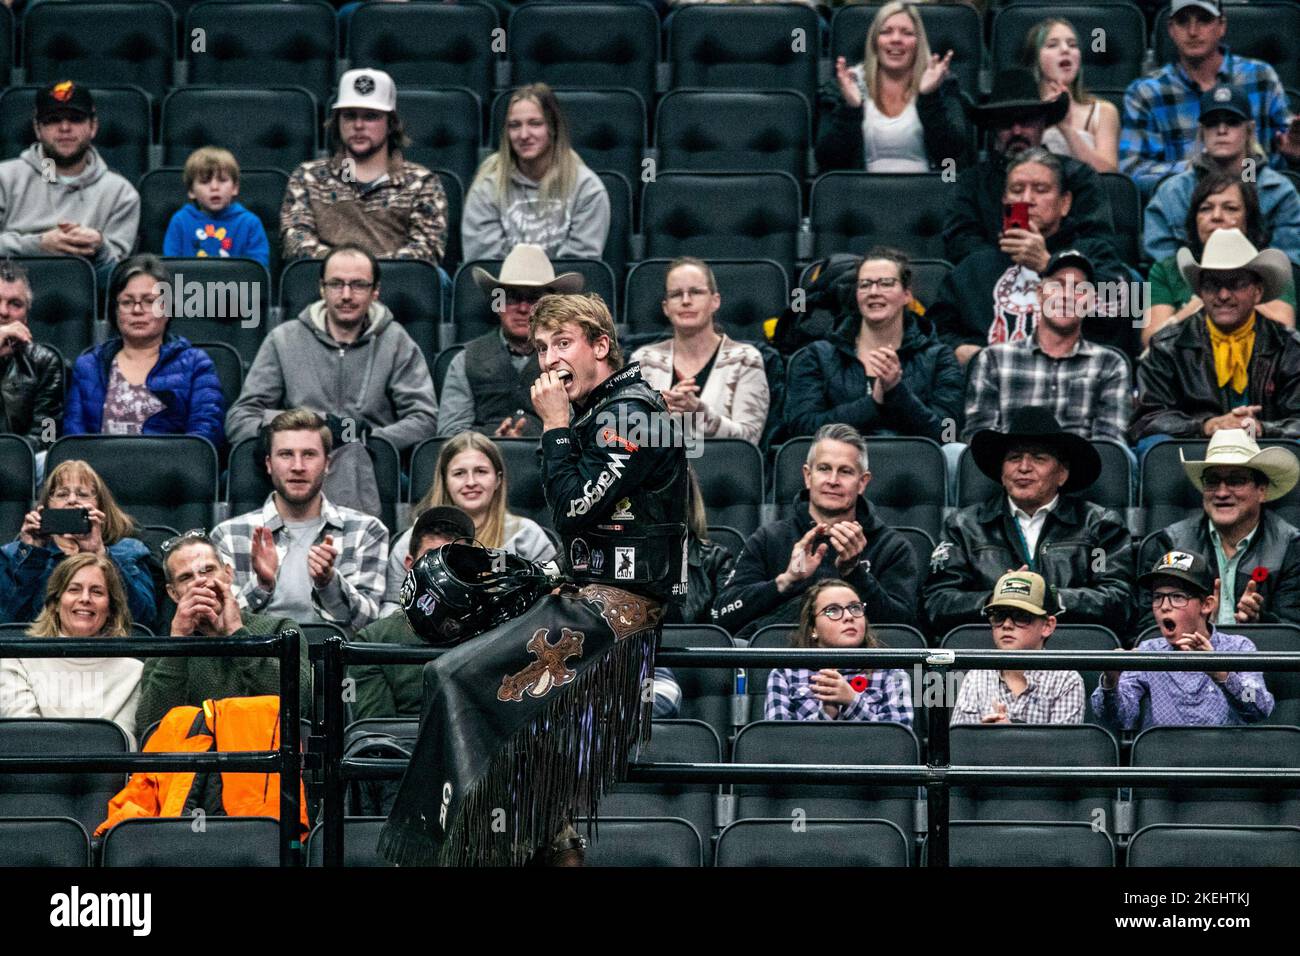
top-left (1003, 201), bottom-right (1031, 233)
top-left (39, 508), bottom-right (91, 536)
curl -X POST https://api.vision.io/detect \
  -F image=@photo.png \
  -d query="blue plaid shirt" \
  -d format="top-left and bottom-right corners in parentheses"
top-left (764, 667), bottom-right (913, 726)
top-left (1121, 46), bottom-right (1294, 193)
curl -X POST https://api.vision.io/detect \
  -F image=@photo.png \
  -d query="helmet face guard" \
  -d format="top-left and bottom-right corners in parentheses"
top-left (402, 543), bottom-right (552, 646)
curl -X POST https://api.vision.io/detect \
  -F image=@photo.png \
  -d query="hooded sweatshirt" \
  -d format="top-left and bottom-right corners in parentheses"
top-left (0, 144), bottom-right (140, 263)
top-left (163, 200), bottom-right (270, 268)
top-left (461, 160), bottom-right (610, 262)
top-left (226, 300), bottom-right (438, 451)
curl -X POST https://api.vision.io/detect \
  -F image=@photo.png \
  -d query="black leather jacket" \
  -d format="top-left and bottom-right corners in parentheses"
top-left (540, 362), bottom-right (689, 604)
top-left (1131, 311), bottom-right (1300, 442)
top-left (0, 341), bottom-right (63, 447)
top-left (1151, 509), bottom-right (1300, 625)
top-left (923, 493), bottom-right (1135, 637)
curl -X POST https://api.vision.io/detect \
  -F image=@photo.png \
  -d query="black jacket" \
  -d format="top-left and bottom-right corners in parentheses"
top-left (664, 535), bottom-right (736, 626)
top-left (923, 493), bottom-right (1135, 637)
top-left (783, 312), bottom-right (965, 441)
top-left (540, 362), bottom-right (689, 603)
top-left (0, 340), bottom-right (62, 448)
top-left (1130, 311), bottom-right (1300, 442)
top-left (814, 75), bottom-right (975, 172)
top-left (713, 492), bottom-right (919, 638)
top-left (1151, 510), bottom-right (1300, 626)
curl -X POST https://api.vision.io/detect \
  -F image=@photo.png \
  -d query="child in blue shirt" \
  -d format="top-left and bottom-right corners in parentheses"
top-left (163, 146), bottom-right (269, 268)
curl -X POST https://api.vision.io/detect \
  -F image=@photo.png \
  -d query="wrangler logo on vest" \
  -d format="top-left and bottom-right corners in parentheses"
top-left (497, 627), bottom-right (585, 701)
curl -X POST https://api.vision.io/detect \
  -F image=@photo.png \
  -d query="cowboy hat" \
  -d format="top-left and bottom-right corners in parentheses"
top-left (1180, 427), bottom-right (1300, 502)
top-left (1176, 227), bottom-right (1291, 304)
top-left (969, 407), bottom-right (1102, 494)
top-left (966, 69), bottom-right (1070, 129)
top-left (472, 244), bottom-right (584, 295)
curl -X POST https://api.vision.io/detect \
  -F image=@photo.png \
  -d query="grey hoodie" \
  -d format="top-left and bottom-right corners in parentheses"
top-left (461, 161), bottom-right (610, 262)
top-left (227, 301), bottom-right (438, 451)
top-left (0, 143), bottom-right (140, 262)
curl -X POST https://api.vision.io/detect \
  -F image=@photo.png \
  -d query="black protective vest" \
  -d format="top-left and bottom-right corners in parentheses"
top-left (463, 330), bottom-right (543, 435)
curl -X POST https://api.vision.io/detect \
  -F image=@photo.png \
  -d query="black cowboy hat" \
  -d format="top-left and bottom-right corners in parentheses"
top-left (969, 407), bottom-right (1102, 494)
top-left (967, 68), bottom-right (1070, 129)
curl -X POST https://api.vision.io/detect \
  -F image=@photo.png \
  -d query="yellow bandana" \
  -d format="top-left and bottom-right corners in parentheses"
top-left (1206, 312), bottom-right (1256, 393)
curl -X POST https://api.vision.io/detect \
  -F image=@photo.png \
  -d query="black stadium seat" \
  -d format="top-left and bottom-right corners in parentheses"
top-left (0, 817), bottom-right (91, 867)
top-left (1127, 824), bottom-right (1300, 867)
top-left (624, 258), bottom-right (788, 344)
top-left (24, 1), bottom-right (175, 99)
top-left (508, 3), bottom-right (660, 103)
top-left (431, 345), bottom-right (463, 402)
top-left (601, 719), bottom-right (721, 843)
top-left (991, 3), bottom-right (1148, 89)
top-left (434, 168), bottom-right (465, 274)
top-left (692, 438), bottom-right (764, 537)
top-left (0, 435), bottom-right (35, 539)
top-left (192, 341), bottom-right (244, 415)
top-left (348, 3), bottom-right (497, 105)
top-left (157, 257), bottom-right (272, 370)
top-left (957, 438), bottom-right (1133, 513)
top-left (451, 258), bottom-right (616, 345)
top-left (1154, 1), bottom-right (1300, 90)
top-left (656, 89), bottom-right (811, 183)
top-left (395, 89), bottom-right (483, 205)
top-left (830, 2), bottom-right (982, 100)
top-left (101, 817), bottom-right (281, 867)
top-left (659, 625), bottom-right (736, 745)
top-left (938, 821), bottom-right (1115, 867)
top-left (306, 817), bottom-right (391, 867)
top-left (811, 172), bottom-right (948, 260)
top-left (0, 6), bottom-right (10, 92)
top-left (583, 817), bottom-right (704, 867)
top-left (716, 818), bottom-right (911, 867)
top-left (161, 87), bottom-right (317, 174)
top-left (1141, 439), bottom-right (1300, 531)
top-left (597, 170), bottom-right (632, 281)
top-left (185, 1), bottom-right (337, 104)
top-left (0, 85), bottom-right (151, 185)
top-left (407, 436), bottom-right (548, 529)
top-left (1100, 171), bottom-right (1143, 266)
top-left (11, 256), bottom-right (96, 368)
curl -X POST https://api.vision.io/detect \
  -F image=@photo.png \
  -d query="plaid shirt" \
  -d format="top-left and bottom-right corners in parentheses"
top-left (764, 667), bottom-right (913, 726)
top-left (1120, 46), bottom-right (1294, 192)
top-left (210, 494), bottom-right (389, 632)
top-left (950, 669), bottom-right (1085, 725)
top-left (961, 336), bottom-right (1131, 443)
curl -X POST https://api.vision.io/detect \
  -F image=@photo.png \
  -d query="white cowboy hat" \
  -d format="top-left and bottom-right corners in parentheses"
top-left (1181, 427), bottom-right (1300, 502)
top-left (471, 244), bottom-right (584, 295)
top-left (1176, 227), bottom-right (1291, 304)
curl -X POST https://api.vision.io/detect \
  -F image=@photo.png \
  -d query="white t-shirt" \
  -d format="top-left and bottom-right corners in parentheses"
top-left (0, 654), bottom-right (144, 742)
top-left (862, 97), bottom-right (929, 173)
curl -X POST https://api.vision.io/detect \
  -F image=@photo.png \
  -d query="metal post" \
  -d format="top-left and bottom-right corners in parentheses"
top-left (925, 654), bottom-right (953, 868)
top-left (279, 628), bottom-right (302, 867)
top-left (322, 635), bottom-right (347, 867)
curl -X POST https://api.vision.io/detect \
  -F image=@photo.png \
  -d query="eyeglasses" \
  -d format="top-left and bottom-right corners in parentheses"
top-left (1151, 590), bottom-right (1193, 609)
top-left (49, 487), bottom-right (95, 502)
top-left (818, 601), bottom-right (865, 621)
top-left (161, 528), bottom-right (211, 554)
top-left (857, 278), bottom-right (901, 291)
top-left (1202, 472), bottom-right (1257, 490)
top-left (1198, 273), bottom-right (1256, 293)
top-left (322, 279), bottom-right (374, 293)
top-left (665, 287), bottom-right (713, 301)
top-left (116, 295), bottom-right (160, 312)
top-left (985, 608), bottom-right (1038, 627)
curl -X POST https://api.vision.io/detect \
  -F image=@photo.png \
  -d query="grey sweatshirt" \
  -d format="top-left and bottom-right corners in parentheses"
top-left (461, 160), bottom-right (610, 262)
top-left (0, 143), bottom-right (140, 262)
top-left (227, 301), bottom-right (438, 451)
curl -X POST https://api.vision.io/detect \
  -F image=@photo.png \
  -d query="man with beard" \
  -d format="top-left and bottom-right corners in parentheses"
top-left (0, 82), bottom-right (139, 283)
top-left (211, 408), bottom-right (388, 633)
top-left (281, 68), bottom-right (448, 264)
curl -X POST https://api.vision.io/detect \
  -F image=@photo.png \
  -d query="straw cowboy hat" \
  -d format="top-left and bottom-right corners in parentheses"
top-left (471, 244), bottom-right (584, 295)
top-left (1176, 228), bottom-right (1291, 304)
top-left (1180, 428), bottom-right (1300, 502)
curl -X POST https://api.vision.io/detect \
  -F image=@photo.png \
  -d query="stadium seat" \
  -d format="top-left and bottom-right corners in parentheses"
top-left (306, 817), bottom-right (391, 867)
top-left (0, 718), bottom-right (131, 838)
top-left (185, 2), bottom-right (336, 104)
top-left (155, 257), bottom-right (272, 369)
top-left (830, 2), bottom-right (982, 100)
top-left (301, 622), bottom-right (348, 648)
top-left (947, 724), bottom-right (1119, 822)
top-left (47, 435), bottom-right (218, 530)
top-left (597, 169), bottom-right (633, 281)
top-left (451, 258), bottom-right (616, 345)
top-left (434, 169), bottom-right (465, 274)
top-left (1141, 438), bottom-right (1300, 532)
top-left (1100, 171), bottom-right (1143, 266)
top-left (0, 85), bottom-right (151, 185)
top-left (894, 527), bottom-right (936, 591)
top-left (624, 258), bottom-right (788, 344)
top-left (1127, 824), bottom-right (1300, 867)
top-left (508, 3), bottom-right (659, 103)
top-left (602, 719), bottom-right (721, 843)
top-left (668, 5), bottom-right (821, 107)
top-left (583, 817), bottom-right (704, 867)
top-left (991, 3), bottom-right (1147, 89)
top-left (137, 167), bottom-right (289, 291)
top-left (715, 818), bottom-right (911, 867)
top-left (659, 625), bottom-right (737, 745)
top-left (731, 721), bottom-right (920, 837)
top-left (347, 2), bottom-right (498, 104)
top-left (0, 817), bottom-right (91, 867)
top-left (23, 1), bottom-right (175, 99)
top-left (12, 256), bottom-right (96, 367)
top-left (692, 438), bottom-right (764, 537)
top-left (705, 524), bottom-right (746, 561)
top-left (656, 89), bottom-right (811, 183)
top-left (407, 436), bottom-right (548, 529)
top-left (431, 345), bottom-right (463, 402)
top-left (1131, 725), bottom-right (1300, 827)
top-left (394, 89), bottom-right (483, 203)
top-left (802, 257), bottom-right (953, 312)
top-left (937, 821), bottom-right (1116, 867)
top-left (101, 817), bottom-right (282, 867)
top-left (0, 6), bottom-right (10, 90)
top-left (811, 172), bottom-right (948, 260)
top-left (1154, 1), bottom-right (1300, 90)
top-left (773, 436), bottom-right (947, 539)
top-left (161, 87), bottom-right (318, 174)
top-left (641, 172), bottom-right (802, 279)
top-left (279, 257), bottom-right (444, 374)
top-left (192, 341), bottom-right (244, 415)
top-left (0, 435), bottom-right (34, 540)
top-left (956, 438), bottom-right (1133, 512)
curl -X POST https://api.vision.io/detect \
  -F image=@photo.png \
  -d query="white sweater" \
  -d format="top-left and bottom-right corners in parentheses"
top-left (0, 654), bottom-right (144, 742)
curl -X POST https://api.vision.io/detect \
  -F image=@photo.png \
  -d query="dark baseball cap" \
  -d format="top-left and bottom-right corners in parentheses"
top-left (1043, 248), bottom-right (1096, 282)
top-left (1199, 84), bottom-right (1251, 125)
top-left (1138, 550), bottom-right (1216, 597)
top-left (35, 81), bottom-right (95, 122)
top-left (411, 505), bottom-right (476, 546)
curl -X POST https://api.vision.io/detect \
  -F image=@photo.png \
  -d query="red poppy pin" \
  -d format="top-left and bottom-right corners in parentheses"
top-left (848, 675), bottom-right (869, 693)
top-left (1251, 566), bottom-right (1270, 585)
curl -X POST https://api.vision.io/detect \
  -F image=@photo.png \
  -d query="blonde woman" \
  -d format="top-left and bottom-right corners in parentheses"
top-left (462, 83), bottom-right (611, 262)
top-left (816, 0), bottom-right (972, 172)
top-left (0, 553), bottom-right (143, 740)
top-left (1023, 18), bottom-right (1119, 172)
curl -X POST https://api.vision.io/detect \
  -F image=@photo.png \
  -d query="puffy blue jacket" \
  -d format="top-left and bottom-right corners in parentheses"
top-left (64, 335), bottom-right (225, 447)
top-left (0, 537), bottom-right (157, 626)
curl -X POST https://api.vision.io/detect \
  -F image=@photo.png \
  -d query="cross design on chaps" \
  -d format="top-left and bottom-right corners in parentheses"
top-left (497, 627), bottom-right (586, 702)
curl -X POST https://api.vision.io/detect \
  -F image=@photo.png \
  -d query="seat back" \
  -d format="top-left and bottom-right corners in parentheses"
top-left (432, 345), bottom-right (463, 402)
top-left (668, 5), bottom-right (821, 106)
top-left (957, 439), bottom-right (1132, 511)
top-left (11, 256), bottom-right (96, 365)
top-left (451, 258), bottom-right (616, 344)
top-left (348, 2), bottom-right (498, 103)
top-left (155, 257), bottom-right (272, 369)
top-left (395, 89), bottom-right (483, 199)
top-left (991, 3), bottom-right (1147, 89)
top-left (306, 817), bottom-right (391, 867)
top-left (101, 816), bottom-right (281, 866)
top-left (0, 434), bottom-right (35, 541)
top-left (656, 89), bottom-right (810, 182)
top-left (0, 85), bottom-right (151, 184)
top-left (1225, 624), bottom-right (1300, 727)
top-left (191, 341), bottom-right (244, 415)
top-left (660, 625), bottom-right (736, 745)
top-left (24, 1), bottom-right (175, 98)
top-left (1099, 171), bottom-right (1142, 266)
top-left (601, 719), bottom-right (721, 844)
top-left (583, 817), bottom-right (704, 867)
top-left (811, 172), bottom-right (948, 260)
top-left (830, 2), bottom-right (982, 96)
top-left (693, 438), bottom-right (764, 537)
top-left (0, 817), bottom-right (91, 866)
top-left (509, 3), bottom-right (660, 102)
top-left (705, 525), bottom-right (746, 561)
top-left (1127, 824), bottom-right (1300, 866)
top-left (939, 821), bottom-right (1115, 867)
top-left (407, 436), bottom-right (549, 529)
top-left (0, 719), bottom-right (130, 838)
top-left (624, 258), bottom-right (788, 344)
top-left (597, 169), bottom-right (632, 280)
top-left (1154, 1), bottom-right (1300, 89)
top-left (1141, 438), bottom-right (1300, 530)
top-left (161, 87), bottom-right (318, 171)
top-left (715, 818), bottom-right (911, 867)
top-left (186, 1), bottom-right (336, 103)
top-left (434, 168), bottom-right (465, 274)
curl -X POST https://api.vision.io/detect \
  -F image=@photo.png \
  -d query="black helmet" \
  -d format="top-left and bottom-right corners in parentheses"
top-left (401, 543), bottom-right (554, 646)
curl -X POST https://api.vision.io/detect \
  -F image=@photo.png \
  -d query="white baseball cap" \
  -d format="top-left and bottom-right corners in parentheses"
top-left (334, 69), bottom-right (397, 113)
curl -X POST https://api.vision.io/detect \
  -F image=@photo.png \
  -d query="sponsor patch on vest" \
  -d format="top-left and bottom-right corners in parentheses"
top-left (590, 548), bottom-right (605, 573)
top-left (615, 546), bottom-right (635, 580)
top-left (570, 537), bottom-right (590, 572)
top-left (611, 497), bottom-right (635, 520)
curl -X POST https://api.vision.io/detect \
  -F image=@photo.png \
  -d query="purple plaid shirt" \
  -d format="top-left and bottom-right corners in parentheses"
top-left (764, 667), bottom-right (913, 726)
top-left (1090, 629), bottom-right (1275, 732)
